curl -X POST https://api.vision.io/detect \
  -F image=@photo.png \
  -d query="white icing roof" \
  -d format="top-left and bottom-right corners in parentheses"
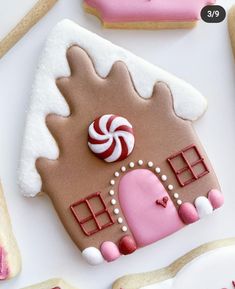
top-left (19, 19), bottom-right (207, 197)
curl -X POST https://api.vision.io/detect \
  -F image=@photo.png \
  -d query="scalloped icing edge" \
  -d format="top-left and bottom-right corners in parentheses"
top-left (18, 19), bottom-right (207, 197)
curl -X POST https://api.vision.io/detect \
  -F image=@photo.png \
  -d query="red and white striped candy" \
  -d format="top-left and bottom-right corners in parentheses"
top-left (88, 114), bottom-right (135, 163)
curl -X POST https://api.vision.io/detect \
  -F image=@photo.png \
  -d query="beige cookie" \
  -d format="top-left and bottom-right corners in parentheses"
top-left (22, 279), bottom-right (78, 289)
top-left (0, 182), bottom-right (21, 280)
top-left (83, 0), bottom-right (215, 29)
top-left (0, 0), bottom-right (57, 59)
top-left (228, 4), bottom-right (235, 58)
top-left (113, 238), bottom-right (235, 289)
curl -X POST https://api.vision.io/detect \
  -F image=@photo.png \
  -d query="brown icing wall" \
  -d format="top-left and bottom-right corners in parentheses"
top-left (36, 46), bottom-right (220, 252)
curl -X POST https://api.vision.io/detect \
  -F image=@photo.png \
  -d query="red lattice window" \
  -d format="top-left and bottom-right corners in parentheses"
top-left (167, 144), bottom-right (209, 187)
top-left (70, 192), bottom-right (114, 236)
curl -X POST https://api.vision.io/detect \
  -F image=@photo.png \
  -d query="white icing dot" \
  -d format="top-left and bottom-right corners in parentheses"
top-left (109, 190), bottom-right (115, 196)
top-left (177, 200), bottom-right (182, 205)
top-left (82, 247), bottom-right (104, 265)
top-left (118, 217), bottom-right (123, 224)
top-left (138, 160), bottom-right (143, 166)
top-left (129, 162), bottom-right (135, 168)
top-left (114, 208), bottom-right (119, 215)
top-left (122, 226), bottom-right (128, 232)
top-left (148, 161), bottom-right (154, 168)
top-left (168, 184), bottom-right (174, 191)
top-left (121, 166), bottom-right (126, 172)
top-left (174, 193), bottom-right (179, 199)
top-left (161, 175), bottom-right (167, 181)
top-left (111, 199), bottom-right (117, 205)
top-left (114, 172), bottom-right (120, 177)
top-left (110, 180), bottom-right (115, 185)
top-left (155, 167), bottom-right (161, 174)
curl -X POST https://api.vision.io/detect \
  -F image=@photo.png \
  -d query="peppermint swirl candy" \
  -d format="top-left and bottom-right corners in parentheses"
top-left (88, 114), bottom-right (135, 163)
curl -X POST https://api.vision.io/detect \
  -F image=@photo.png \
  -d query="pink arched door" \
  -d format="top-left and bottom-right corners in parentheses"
top-left (118, 169), bottom-right (184, 247)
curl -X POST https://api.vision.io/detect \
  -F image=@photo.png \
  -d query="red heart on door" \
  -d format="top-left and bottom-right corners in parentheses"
top-left (156, 196), bottom-right (169, 208)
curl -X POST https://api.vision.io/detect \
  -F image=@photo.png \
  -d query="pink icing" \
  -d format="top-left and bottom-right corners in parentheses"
top-left (208, 189), bottom-right (224, 210)
top-left (178, 202), bottom-right (199, 224)
top-left (0, 247), bottom-right (9, 280)
top-left (84, 0), bottom-right (216, 22)
top-left (100, 241), bottom-right (121, 262)
top-left (118, 169), bottom-right (184, 247)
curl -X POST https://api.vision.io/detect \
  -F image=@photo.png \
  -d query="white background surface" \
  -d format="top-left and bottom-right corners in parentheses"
top-left (0, 0), bottom-right (38, 40)
top-left (0, 0), bottom-right (235, 288)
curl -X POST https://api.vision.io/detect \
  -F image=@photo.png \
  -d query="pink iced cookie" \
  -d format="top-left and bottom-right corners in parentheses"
top-left (83, 0), bottom-right (215, 29)
top-left (0, 183), bottom-right (21, 280)
top-left (0, 248), bottom-right (9, 280)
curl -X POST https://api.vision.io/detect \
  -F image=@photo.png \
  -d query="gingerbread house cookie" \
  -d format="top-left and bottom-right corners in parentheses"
top-left (19, 20), bottom-right (223, 265)
top-left (83, 0), bottom-right (215, 29)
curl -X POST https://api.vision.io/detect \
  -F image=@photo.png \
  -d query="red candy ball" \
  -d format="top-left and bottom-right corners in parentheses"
top-left (119, 235), bottom-right (137, 255)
